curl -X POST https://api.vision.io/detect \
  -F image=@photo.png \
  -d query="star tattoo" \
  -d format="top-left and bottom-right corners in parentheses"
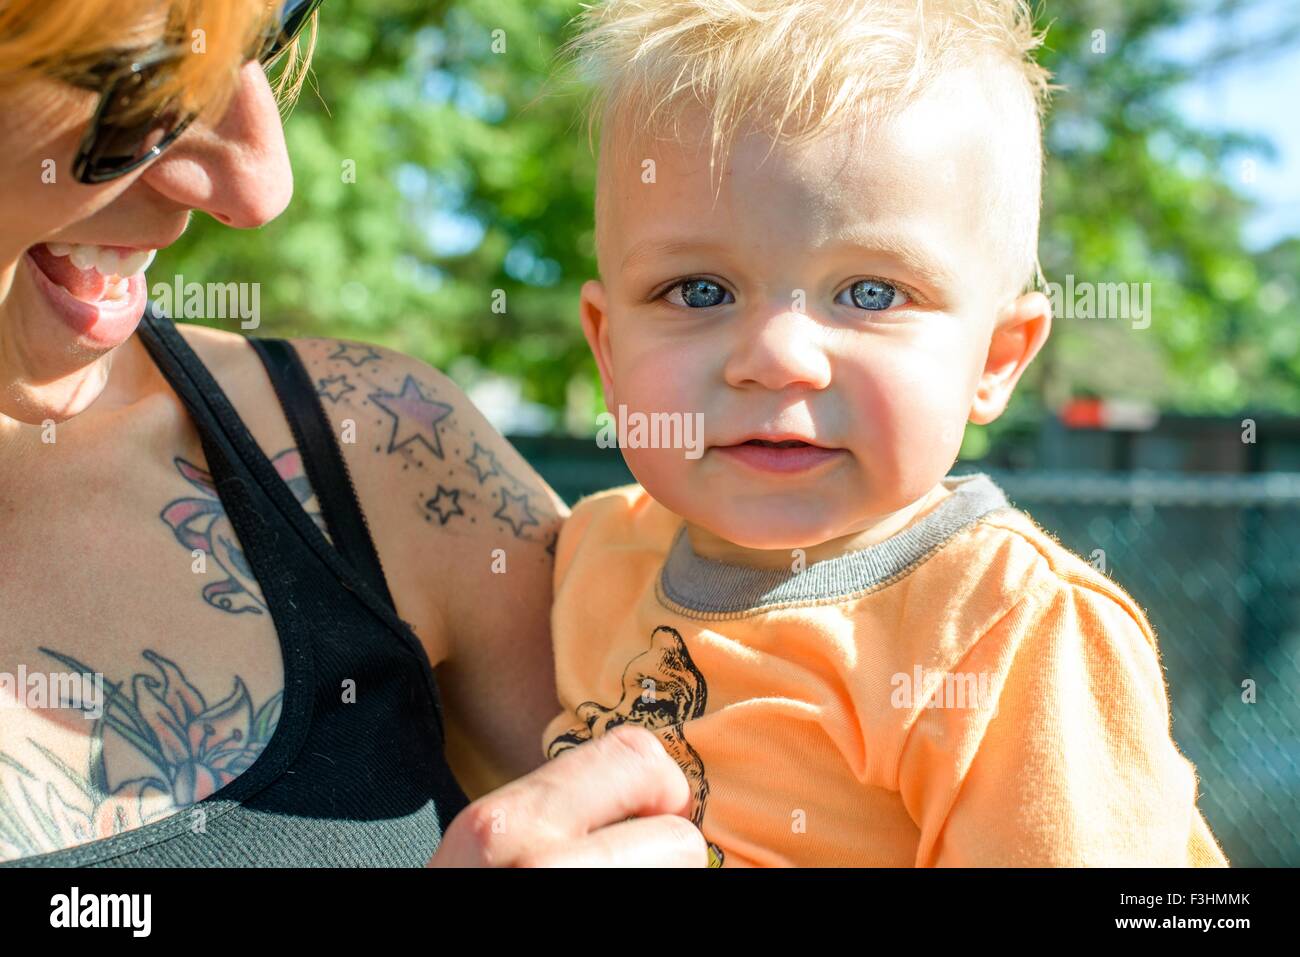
top-left (466, 442), bottom-right (500, 483)
top-left (425, 485), bottom-right (464, 525)
top-left (495, 463), bottom-right (526, 490)
top-left (493, 487), bottom-right (540, 537)
top-left (316, 374), bottom-right (355, 404)
top-left (329, 342), bottom-right (382, 367)
top-left (370, 375), bottom-right (455, 460)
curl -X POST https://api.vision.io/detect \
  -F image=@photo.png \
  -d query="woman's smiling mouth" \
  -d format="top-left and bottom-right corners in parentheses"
top-left (22, 242), bottom-right (159, 348)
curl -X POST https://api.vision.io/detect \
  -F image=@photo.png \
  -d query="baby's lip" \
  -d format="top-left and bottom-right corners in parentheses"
top-left (712, 437), bottom-right (847, 475)
top-left (717, 432), bottom-right (838, 449)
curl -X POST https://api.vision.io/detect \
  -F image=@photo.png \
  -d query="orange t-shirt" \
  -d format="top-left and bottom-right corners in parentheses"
top-left (541, 473), bottom-right (1229, 867)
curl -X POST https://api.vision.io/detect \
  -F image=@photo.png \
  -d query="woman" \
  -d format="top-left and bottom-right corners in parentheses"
top-left (0, 0), bottom-right (705, 866)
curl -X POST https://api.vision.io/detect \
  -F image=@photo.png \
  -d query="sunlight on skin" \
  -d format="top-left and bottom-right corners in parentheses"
top-left (580, 64), bottom-right (1052, 566)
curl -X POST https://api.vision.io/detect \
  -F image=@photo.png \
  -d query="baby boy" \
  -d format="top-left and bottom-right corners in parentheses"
top-left (541, 0), bottom-right (1228, 867)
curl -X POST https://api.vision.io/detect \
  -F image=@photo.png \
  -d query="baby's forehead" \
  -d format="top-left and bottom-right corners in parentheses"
top-left (596, 64), bottom-right (1039, 292)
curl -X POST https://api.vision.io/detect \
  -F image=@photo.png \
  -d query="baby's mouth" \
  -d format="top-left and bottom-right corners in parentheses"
top-left (714, 435), bottom-right (846, 475)
top-left (740, 439), bottom-right (814, 449)
top-left (28, 242), bottom-right (157, 304)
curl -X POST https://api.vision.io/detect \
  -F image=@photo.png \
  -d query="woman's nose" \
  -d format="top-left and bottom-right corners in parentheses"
top-left (138, 60), bottom-right (294, 228)
top-left (722, 306), bottom-right (833, 392)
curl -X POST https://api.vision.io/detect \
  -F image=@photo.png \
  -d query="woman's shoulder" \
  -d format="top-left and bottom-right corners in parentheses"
top-left (279, 334), bottom-right (568, 541)
top-left (176, 323), bottom-right (566, 658)
top-left (274, 333), bottom-right (568, 788)
top-left (174, 323), bottom-right (564, 527)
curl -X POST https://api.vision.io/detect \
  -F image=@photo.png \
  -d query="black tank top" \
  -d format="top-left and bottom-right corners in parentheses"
top-left (5, 311), bottom-right (471, 867)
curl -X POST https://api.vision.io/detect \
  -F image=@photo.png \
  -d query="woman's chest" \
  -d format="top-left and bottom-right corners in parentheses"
top-left (0, 447), bottom-right (290, 861)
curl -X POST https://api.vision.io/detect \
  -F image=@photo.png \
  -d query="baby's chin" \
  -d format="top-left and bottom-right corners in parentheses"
top-left (699, 522), bottom-right (842, 554)
top-left (637, 460), bottom-right (954, 559)
top-left (650, 481), bottom-right (860, 552)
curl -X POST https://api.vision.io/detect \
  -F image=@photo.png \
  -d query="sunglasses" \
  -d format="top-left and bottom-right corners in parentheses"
top-left (70, 0), bottom-right (324, 185)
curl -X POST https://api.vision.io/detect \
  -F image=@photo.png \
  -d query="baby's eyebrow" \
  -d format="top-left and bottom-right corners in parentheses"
top-left (620, 232), bottom-right (958, 291)
top-left (829, 228), bottom-right (958, 292)
top-left (621, 238), bottom-right (727, 273)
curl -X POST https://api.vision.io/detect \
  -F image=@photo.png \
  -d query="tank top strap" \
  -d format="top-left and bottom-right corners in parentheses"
top-left (244, 335), bottom-right (397, 610)
top-left (135, 309), bottom-right (431, 682)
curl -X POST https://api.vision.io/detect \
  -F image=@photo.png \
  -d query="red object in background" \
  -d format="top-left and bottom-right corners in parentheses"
top-left (1060, 397), bottom-right (1105, 429)
top-left (1059, 397), bottom-right (1159, 431)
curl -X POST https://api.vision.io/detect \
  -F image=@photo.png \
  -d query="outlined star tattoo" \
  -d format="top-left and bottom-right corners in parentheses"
top-left (493, 487), bottom-right (540, 537)
top-left (496, 463), bottom-right (526, 490)
top-left (466, 442), bottom-right (500, 483)
top-left (329, 342), bottom-right (382, 367)
top-left (316, 374), bottom-right (355, 403)
top-left (370, 375), bottom-right (454, 460)
top-left (425, 485), bottom-right (464, 524)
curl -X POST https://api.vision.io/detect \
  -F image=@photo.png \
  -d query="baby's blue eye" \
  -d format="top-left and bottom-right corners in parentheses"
top-left (666, 279), bottom-right (733, 308)
top-left (838, 278), bottom-right (908, 311)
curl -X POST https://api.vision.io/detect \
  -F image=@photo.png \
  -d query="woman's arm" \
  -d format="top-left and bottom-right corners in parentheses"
top-left (290, 337), bottom-right (567, 795)
top-left (284, 337), bottom-right (707, 865)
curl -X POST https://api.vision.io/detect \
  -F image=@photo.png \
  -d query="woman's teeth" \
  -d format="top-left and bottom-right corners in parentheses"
top-left (103, 277), bottom-right (131, 302)
top-left (45, 242), bottom-right (157, 277)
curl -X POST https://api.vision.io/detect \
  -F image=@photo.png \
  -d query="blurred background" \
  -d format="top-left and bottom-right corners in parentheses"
top-left (159, 0), bottom-right (1300, 866)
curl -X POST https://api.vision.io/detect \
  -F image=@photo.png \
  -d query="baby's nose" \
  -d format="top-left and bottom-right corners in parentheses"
top-left (722, 309), bottom-right (832, 391)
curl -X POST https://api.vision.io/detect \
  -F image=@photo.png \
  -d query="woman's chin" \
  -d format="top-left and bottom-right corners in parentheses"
top-left (0, 293), bottom-right (118, 424)
top-left (0, 368), bottom-right (112, 424)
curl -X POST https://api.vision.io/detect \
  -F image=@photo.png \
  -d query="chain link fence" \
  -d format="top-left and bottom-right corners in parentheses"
top-left (984, 469), bottom-right (1300, 868)
top-left (513, 436), bottom-right (1299, 867)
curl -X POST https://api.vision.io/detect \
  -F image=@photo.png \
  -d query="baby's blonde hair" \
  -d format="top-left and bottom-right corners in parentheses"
top-left (561, 0), bottom-right (1055, 295)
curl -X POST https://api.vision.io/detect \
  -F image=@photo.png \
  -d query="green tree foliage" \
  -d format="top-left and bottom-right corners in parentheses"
top-left (1031, 0), bottom-right (1300, 419)
top-left (155, 0), bottom-right (1299, 441)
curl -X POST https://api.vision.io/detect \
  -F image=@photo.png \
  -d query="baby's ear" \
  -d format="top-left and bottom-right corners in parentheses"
top-left (968, 291), bottom-right (1052, 425)
top-left (579, 279), bottom-right (617, 409)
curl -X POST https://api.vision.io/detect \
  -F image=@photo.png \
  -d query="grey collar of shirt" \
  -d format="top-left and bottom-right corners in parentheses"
top-left (656, 472), bottom-right (1011, 616)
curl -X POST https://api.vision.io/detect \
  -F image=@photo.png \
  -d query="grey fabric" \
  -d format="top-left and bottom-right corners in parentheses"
top-left (658, 472), bottom-right (1011, 614)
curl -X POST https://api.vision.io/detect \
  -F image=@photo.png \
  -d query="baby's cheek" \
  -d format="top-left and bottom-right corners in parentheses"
top-left (613, 350), bottom-right (706, 416)
top-left (622, 445), bottom-right (695, 514)
top-left (843, 354), bottom-right (973, 484)
top-left (606, 356), bottom-right (710, 508)
top-left (887, 385), bottom-right (967, 447)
